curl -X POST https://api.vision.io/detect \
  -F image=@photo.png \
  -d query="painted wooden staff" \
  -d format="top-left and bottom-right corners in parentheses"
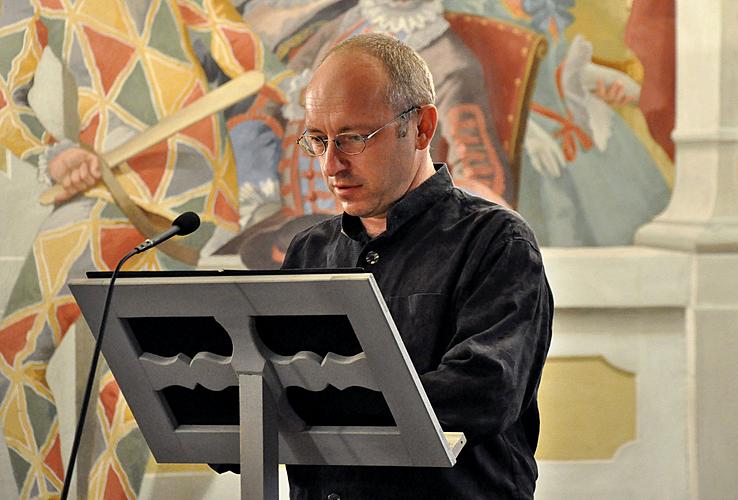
top-left (39, 70), bottom-right (265, 264)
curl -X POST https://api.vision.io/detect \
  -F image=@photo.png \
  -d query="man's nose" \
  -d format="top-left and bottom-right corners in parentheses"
top-left (321, 140), bottom-right (348, 177)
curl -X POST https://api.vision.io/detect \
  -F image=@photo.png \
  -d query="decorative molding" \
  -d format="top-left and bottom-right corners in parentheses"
top-left (541, 246), bottom-right (691, 308)
top-left (671, 127), bottom-right (738, 144)
top-left (139, 352), bottom-right (237, 391)
top-left (536, 355), bottom-right (637, 461)
top-left (269, 351), bottom-right (378, 391)
top-left (139, 349), bottom-right (380, 393)
top-left (635, 219), bottom-right (738, 253)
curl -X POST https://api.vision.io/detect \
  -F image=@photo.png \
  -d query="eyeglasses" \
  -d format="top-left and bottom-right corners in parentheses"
top-left (297, 106), bottom-right (420, 157)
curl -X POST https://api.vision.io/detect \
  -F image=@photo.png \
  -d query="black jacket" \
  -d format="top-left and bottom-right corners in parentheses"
top-left (282, 165), bottom-right (553, 500)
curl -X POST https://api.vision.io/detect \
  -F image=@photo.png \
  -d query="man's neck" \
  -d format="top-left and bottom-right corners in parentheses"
top-left (361, 215), bottom-right (387, 238)
top-left (359, 157), bottom-right (437, 238)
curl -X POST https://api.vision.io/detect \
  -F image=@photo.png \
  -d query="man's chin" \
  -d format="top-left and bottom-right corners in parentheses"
top-left (341, 202), bottom-right (374, 219)
top-left (342, 206), bottom-right (365, 217)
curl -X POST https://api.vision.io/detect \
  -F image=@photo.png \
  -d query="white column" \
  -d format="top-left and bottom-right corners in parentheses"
top-left (636, 3), bottom-right (738, 499)
top-left (635, 0), bottom-right (738, 251)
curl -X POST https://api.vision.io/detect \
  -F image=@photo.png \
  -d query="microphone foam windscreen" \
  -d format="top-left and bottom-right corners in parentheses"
top-left (173, 211), bottom-right (201, 236)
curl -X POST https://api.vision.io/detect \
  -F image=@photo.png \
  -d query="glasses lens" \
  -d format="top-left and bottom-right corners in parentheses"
top-left (335, 134), bottom-right (366, 155)
top-left (298, 136), bottom-right (325, 156)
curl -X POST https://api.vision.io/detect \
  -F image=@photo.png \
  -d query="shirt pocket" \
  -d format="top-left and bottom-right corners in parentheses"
top-left (384, 293), bottom-right (451, 374)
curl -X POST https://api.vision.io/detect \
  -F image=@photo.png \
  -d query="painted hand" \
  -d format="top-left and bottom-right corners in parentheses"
top-left (594, 78), bottom-right (637, 107)
top-left (48, 147), bottom-right (102, 203)
top-left (524, 118), bottom-right (566, 177)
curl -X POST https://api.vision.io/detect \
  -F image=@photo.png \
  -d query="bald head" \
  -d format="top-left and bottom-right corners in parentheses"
top-left (318, 32), bottom-right (435, 113)
top-left (305, 51), bottom-right (392, 130)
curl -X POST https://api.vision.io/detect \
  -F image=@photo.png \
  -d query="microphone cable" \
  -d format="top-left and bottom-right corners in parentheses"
top-left (60, 211), bottom-right (200, 500)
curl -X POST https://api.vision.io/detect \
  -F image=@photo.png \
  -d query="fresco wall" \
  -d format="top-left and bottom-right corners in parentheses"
top-left (217, 0), bottom-right (676, 267)
top-left (0, 0), bottom-right (676, 498)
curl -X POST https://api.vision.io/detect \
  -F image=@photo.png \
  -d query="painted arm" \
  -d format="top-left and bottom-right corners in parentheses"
top-left (0, 3), bottom-right (50, 167)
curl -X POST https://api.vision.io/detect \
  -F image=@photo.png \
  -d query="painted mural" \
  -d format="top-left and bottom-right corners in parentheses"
top-left (221, 0), bottom-right (675, 266)
top-left (0, 0), bottom-right (674, 498)
top-left (0, 1), bottom-right (276, 497)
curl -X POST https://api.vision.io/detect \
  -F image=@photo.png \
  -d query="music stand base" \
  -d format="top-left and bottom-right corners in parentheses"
top-left (240, 373), bottom-right (279, 500)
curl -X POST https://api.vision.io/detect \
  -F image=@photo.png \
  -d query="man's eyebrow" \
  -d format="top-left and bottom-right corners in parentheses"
top-left (304, 123), bottom-right (375, 135)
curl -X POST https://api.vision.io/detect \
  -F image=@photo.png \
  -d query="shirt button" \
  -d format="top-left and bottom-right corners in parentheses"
top-left (327, 494), bottom-right (341, 500)
top-left (365, 250), bottom-right (380, 265)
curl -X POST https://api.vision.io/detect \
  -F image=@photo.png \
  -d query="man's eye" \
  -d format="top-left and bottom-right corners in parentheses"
top-left (338, 134), bottom-right (364, 144)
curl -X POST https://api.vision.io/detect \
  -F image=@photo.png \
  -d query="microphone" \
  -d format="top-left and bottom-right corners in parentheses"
top-left (60, 211), bottom-right (200, 500)
top-left (134, 211), bottom-right (200, 253)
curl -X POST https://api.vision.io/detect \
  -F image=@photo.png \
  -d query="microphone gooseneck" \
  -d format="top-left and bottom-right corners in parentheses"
top-left (60, 212), bottom-right (200, 500)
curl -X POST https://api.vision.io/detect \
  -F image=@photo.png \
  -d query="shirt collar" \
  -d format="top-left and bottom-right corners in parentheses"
top-left (341, 163), bottom-right (454, 242)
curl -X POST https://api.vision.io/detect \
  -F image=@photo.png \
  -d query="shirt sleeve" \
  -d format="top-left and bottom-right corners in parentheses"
top-left (0, 3), bottom-right (51, 167)
top-left (420, 234), bottom-right (553, 442)
top-left (177, 0), bottom-right (292, 135)
top-left (177, 0), bottom-right (264, 76)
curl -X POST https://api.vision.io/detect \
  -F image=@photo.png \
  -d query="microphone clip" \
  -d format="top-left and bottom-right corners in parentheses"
top-left (135, 238), bottom-right (155, 253)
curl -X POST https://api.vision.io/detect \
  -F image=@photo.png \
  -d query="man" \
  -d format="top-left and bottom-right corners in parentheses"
top-left (281, 33), bottom-right (553, 499)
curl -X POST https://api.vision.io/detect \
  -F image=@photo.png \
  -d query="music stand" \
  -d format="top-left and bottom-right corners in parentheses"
top-left (69, 271), bottom-right (466, 500)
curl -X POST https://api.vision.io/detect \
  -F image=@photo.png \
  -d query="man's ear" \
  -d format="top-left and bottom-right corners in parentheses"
top-left (415, 105), bottom-right (438, 150)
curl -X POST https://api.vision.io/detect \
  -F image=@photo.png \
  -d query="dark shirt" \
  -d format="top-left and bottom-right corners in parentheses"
top-left (282, 165), bottom-right (553, 500)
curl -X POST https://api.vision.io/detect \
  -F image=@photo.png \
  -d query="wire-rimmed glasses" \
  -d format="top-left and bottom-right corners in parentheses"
top-left (297, 106), bottom-right (420, 157)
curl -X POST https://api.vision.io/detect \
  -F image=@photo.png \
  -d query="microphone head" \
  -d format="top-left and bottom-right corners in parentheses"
top-left (172, 211), bottom-right (200, 236)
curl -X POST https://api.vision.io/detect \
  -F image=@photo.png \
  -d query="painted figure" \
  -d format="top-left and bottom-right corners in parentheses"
top-left (0, 1), bottom-right (268, 497)
top-left (450, 0), bottom-right (674, 246)
top-left (217, 0), bottom-right (513, 268)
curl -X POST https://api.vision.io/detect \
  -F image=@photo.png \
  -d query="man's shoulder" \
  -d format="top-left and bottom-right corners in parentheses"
top-left (289, 214), bottom-right (343, 246)
top-left (449, 188), bottom-right (540, 250)
top-left (281, 214), bottom-right (344, 270)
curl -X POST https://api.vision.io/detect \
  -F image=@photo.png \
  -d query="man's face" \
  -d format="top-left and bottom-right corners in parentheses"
top-left (303, 51), bottom-right (422, 224)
